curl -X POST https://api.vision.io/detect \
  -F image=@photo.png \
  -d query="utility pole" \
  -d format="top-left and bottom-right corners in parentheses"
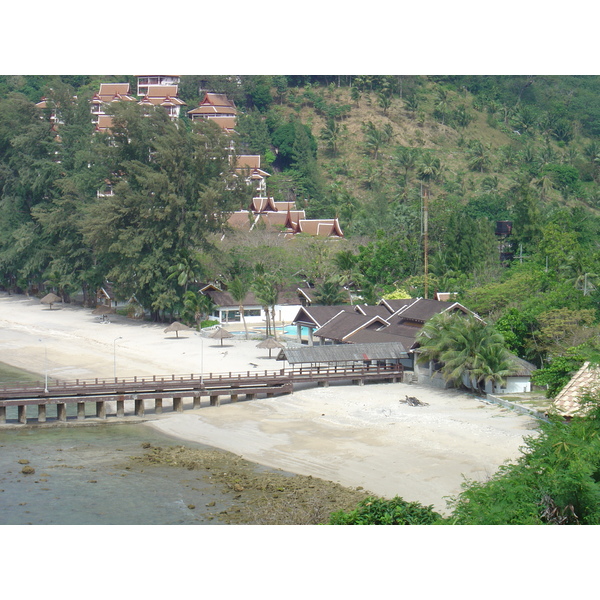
top-left (422, 183), bottom-right (429, 299)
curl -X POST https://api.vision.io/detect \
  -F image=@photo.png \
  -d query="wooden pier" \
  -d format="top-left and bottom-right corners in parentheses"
top-left (0, 363), bottom-right (403, 425)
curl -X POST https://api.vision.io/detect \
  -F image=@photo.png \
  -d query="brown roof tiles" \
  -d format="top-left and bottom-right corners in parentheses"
top-left (551, 361), bottom-right (600, 418)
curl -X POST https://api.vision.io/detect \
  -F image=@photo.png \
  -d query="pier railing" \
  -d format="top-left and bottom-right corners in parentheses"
top-left (0, 363), bottom-right (404, 425)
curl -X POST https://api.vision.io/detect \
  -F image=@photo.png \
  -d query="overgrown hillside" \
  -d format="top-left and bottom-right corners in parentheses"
top-left (3, 74), bottom-right (600, 387)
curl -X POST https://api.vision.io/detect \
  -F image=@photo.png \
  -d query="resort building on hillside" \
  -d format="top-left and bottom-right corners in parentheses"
top-left (36, 80), bottom-right (344, 238)
top-left (137, 75), bottom-right (180, 97)
top-left (226, 197), bottom-right (344, 239)
top-left (137, 85), bottom-right (186, 119)
top-left (232, 155), bottom-right (270, 195)
top-left (187, 92), bottom-right (237, 131)
top-left (90, 83), bottom-right (137, 125)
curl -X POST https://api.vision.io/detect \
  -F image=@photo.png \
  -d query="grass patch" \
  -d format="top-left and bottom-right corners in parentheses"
top-left (0, 362), bottom-right (43, 385)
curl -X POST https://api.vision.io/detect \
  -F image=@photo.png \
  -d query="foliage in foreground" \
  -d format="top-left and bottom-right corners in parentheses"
top-left (334, 396), bottom-right (600, 525)
top-left (329, 496), bottom-right (443, 525)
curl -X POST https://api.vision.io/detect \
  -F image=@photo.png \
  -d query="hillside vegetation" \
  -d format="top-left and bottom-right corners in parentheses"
top-left (3, 75), bottom-right (600, 382)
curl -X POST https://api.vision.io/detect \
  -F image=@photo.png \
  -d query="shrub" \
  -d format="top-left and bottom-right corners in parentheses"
top-left (329, 496), bottom-right (443, 525)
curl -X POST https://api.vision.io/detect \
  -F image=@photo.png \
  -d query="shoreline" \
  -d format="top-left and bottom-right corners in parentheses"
top-left (0, 292), bottom-right (539, 513)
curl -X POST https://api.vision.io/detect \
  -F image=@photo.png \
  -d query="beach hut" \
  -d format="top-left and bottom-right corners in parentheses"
top-left (164, 321), bottom-right (192, 339)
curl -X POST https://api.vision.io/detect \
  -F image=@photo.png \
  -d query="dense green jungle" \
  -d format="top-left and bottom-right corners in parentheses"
top-left (3, 74), bottom-right (600, 386)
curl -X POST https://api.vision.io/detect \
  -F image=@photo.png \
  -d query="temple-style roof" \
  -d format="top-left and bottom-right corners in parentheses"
top-left (250, 196), bottom-right (277, 212)
top-left (188, 92), bottom-right (237, 118)
top-left (201, 92), bottom-right (236, 108)
top-left (96, 83), bottom-right (136, 102)
top-left (95, 114), bottom-right (114, 133)
top-left (296, 218), bottom-right (344, 238)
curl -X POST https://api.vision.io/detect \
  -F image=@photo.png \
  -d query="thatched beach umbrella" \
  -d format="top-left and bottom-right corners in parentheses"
top-left (209, 326), bottom-right (234, 346)
top-left (40, 293), bottom-right (62, 310)
top-left (164, 321), bottom-right (192, 339)
top-left (256, 337), bottom-right (284, 358)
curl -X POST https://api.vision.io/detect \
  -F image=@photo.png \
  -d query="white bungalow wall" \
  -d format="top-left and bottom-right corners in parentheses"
top-left (485, 377), bottom-right (531, 395)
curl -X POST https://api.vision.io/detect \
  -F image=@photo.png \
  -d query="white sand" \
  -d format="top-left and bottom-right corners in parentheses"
top-left (0, 292), bottom-right (538, 513)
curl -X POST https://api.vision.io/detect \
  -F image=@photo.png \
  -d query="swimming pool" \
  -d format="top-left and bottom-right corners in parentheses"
top-left (230, 325), bottom-right (310, 337)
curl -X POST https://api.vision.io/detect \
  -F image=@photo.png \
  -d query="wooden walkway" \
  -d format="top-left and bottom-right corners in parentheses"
top-left (0, 364), bottom-right (403, 425)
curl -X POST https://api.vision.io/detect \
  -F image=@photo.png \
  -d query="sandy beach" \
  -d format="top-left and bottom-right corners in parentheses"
top-left (0, 292), bottom-right (538, 513)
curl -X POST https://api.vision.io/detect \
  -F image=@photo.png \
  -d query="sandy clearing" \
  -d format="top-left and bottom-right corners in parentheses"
top-left (0, 292), bottom-right (538, 513)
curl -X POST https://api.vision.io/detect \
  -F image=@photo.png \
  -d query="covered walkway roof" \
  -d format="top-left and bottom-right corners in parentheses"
top-left (277, 342), bottom-right (408, 364)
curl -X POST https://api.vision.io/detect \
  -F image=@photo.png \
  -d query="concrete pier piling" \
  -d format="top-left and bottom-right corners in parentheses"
top-left (134, 397), bottom-right (144, 417)
top-left (116, 398), bottom-right (125, 418)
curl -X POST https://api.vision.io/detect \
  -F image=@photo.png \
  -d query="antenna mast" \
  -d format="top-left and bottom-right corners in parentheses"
top-left (422, 183), bottom-right (429, 299)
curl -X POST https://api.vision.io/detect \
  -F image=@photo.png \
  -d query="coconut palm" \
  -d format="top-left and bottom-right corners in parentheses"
top-left (181, 290), bottom-right (214, 330)
top-left (416, 152), bottom-right (443, 184)
top-left (253, 274), bottom-right (280, 340)
top-left (313, 276), bottom-right (348, 306)
top-left (471, 344), bottom-right (514, 394)
top-left (228, 277), bottom-right (251, 340)
top-left (417, 312), bottom-right (511, 393)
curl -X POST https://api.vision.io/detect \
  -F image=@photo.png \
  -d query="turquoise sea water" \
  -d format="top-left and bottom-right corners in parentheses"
top-left (0, 423), bottom-right (236, 525)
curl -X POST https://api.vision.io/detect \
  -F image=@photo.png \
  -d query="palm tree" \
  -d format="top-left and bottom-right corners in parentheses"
top-left (471, 344), bottom-right (513, 394)
top-left (182, 290), bottom-right (214, 330)
top-left (416, 152), bottom-right (443, 184)
top-left (228, 277), bottom-right (251, 340)
top-left (417, 312), bottom-right (511, 394)
top-left (313, 276), bottom-right (348, 306)
top-left (253, 274), bottom-right (280, 340)
top-left (466, 141), bottom-right (491, 173)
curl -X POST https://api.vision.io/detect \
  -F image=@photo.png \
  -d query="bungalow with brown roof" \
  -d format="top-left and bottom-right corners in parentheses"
top-left (313, 311), bottom-right (391, 345)
top-left (137, 76), bottom-right (180, 97)
top-left (483, 355), bottom-right (536, 395)
top-left (232, 156), bottom-right (270, 196)
top-left (202, 283), bottom-right (308, 327)
top-left (291, 297), bottom-right (482, 377)
top-left (139, 85), bottom-right (186, 119)
top-left (187, 92), bottom-right (237, 128)
top-left (291, 305), bottom-right (354, 345)
top-left (91, 83), bottom-right (136, 124)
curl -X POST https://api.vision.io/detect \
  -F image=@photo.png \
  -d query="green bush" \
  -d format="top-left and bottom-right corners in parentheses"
top-left (329, 496), bottom-right (443, 525)
top-left (200, 319), bottom-right (219, 329)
